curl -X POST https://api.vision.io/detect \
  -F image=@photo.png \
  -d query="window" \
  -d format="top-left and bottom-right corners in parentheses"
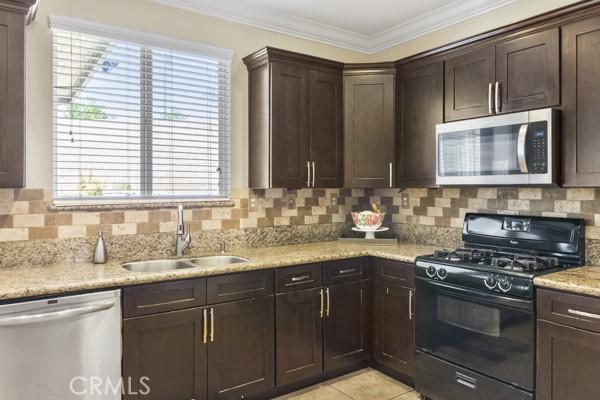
top-left (51, 17), bottom-right (232, 203)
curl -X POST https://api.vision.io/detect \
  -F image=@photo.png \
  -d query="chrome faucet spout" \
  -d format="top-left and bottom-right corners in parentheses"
top-left (175, 205), bottom-right (191, 256)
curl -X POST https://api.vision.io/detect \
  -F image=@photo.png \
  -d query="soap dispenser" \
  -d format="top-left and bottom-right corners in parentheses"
top-left (93, 231), bottom-right (107, 264)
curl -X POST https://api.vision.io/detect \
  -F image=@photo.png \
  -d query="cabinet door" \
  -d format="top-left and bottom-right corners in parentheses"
top-left (397, 61), bottom-right (443, 187)
top-left (0, 10), bottom-right (25, 187)
top-left (344, 73), bottom-right (395, 188)
top-left (373, 281), bottom-right (415, 378)
top-left (123, 308), bottom-right (207, 400)
top-left (445, 46), bottom-right (495, 121)
top-left (276, 288), bottom-right (324, 386)
top-left (537, 320), bottom-right (600, 400)
top-left (207, 296), bottom-right (275, 400)
top-left (271, 62), bottom-right (309, 188)
top-left (324, 280), bottom-right (370, 371)
top-left (496, 28), bottom-right (559, 113)
top-left (562, 16), bottom-right (600, 186)
top-left (309, 70), bottom-right (343, 188)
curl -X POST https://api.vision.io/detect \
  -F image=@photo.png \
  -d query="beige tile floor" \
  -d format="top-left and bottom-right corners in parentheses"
top-left (275, 368), bottom-right (421, 400)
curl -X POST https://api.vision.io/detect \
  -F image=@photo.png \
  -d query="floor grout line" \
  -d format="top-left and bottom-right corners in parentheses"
top-left (328, 383), bottom-right (356, 400)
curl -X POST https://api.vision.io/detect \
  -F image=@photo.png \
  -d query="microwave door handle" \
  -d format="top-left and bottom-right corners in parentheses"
top-left (517, 123), bottom-right (529, 173)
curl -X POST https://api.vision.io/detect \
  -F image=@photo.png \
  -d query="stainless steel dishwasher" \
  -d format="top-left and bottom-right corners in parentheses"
top-left (0, 290), bottom-right (121, 399)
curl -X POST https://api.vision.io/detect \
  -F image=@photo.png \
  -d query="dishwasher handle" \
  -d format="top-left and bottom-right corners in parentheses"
top-left (0, 301), bottom-right (116, 326)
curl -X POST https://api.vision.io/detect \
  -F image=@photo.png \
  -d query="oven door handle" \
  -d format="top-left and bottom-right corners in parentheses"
top-left (517, 123), bottom-right (529, 173)
top-left (415, 276), bottom-right (534, 311)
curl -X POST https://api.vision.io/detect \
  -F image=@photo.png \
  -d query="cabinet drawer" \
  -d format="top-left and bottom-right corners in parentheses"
top-left (207, 269), bottom-right (274, 304)
top-left (538, 289), bottom-right (600, 333)
top-left (123, 279), bottom-right (206, 318)
top-left (276, 263), bottom-right (322, 293)
top-left (323, 258), bottom-right (368, 285)
top-left (373, 258), bottom-right (415, 287)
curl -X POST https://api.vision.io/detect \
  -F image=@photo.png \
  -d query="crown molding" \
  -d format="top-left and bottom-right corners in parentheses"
top-left (152, 0), bottom-right (520, 54)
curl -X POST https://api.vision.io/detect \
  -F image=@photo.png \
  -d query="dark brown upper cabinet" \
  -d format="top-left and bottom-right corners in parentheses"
top-left (344, 64), bottom-right (395, 188)
top-left (396, 60), bottom-right (443, 188)
top-left (445, 46), bottom-right (495, 121)
top-left (445, 28), bottom-right (559, 121)
top-left (0, 1), bottom-right (37, 188)
top-left (495, 28), bottom-right (559, 114)
top-left (562, 15), bottom-right (600, 187)
top-left (244, 47), bottom-right (343, 189)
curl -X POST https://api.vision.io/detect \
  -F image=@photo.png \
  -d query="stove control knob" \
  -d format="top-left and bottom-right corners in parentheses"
top-left (426, 266), bottom-right (437, 278)
top-left (484, 276), bottom-right (497, 290)
top-left (436, 268), bottom-right (448, 280)
top-left (498, 278), bottom-right (512, 293)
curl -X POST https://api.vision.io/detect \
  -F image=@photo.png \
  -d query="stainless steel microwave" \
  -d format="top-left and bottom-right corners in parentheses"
top-left (436, 108), bottom-right (558, 186)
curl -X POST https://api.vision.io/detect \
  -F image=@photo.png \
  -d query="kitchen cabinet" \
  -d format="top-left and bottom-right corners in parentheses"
top-left (123, 275), bottom-right (275, 400)
top-left (275, 260), bottom-right (370, 387)
top-left (208, 296), bottom-right (275, 400)
top-left (243, 47), bottom-right (343, 189)
top-left (562, 15), bottom-right (600, 186)
top-left (343, 64), bottom-right (395, 188)
top-left (537, 289), bottom-right (600, 400)
top-left (444, 28), bottom-right (559, 121)
top-left (0, 1), bottom-right (37, 187)
top-left (372, 259), bottom-right (415, 379)
top-left (396, 60), bottom-right (443, 187)
top-left (324, 279), bottom-right (370, 371)
top-left (123, 308), bottom-right (207, 400)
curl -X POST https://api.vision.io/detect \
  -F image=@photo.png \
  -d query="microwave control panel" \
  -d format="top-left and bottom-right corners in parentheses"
top-left (529, 122), bottom-right (548, 173)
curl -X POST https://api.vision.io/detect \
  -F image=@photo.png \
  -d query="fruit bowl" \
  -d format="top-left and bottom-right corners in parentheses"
top-left (351, 211), bottom-right (385, 231)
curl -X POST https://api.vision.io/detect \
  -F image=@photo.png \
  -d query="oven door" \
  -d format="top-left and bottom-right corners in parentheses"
top-left (415, 278), bottom-right (534, 391)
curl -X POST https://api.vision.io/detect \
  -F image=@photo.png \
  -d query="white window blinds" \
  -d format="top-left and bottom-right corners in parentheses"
top-left (52, 22), bottom-right (231, 202)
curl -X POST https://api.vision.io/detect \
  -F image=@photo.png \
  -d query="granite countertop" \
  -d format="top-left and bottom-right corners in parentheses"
top-left (0, 241), bottom-right (439, 301)
top-left (534, 265), bottom-right (600, 298)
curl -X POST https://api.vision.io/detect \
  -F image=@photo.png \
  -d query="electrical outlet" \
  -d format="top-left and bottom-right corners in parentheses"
top-left (249, 192), bottom-right (258, 212)
top-left (401, 193), bottom-right (410, 209)
top-left (286, 194), bottom-right (296, 209)
top-left (330, 195), bottom-right (338, 207)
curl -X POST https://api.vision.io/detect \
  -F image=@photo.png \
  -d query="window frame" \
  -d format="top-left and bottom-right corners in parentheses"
top-left (49, 15), bottom-right (234, 206)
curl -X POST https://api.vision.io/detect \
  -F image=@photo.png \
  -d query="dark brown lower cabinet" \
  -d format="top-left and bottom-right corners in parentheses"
top-left (537, 320), bottom-right (600, 400)
top-left (324, 280), bottom-right (370, 371)
top-left (276, 288), bottom-right (323, 386)
top-left (208, 296), bottom-right (275, 400)
top-left (123, 308), bottom-right (207, 400)
top-left (373, 281), bottom-right (414, 378)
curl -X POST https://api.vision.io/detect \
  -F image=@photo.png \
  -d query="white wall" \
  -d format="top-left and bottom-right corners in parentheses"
top-left (25, 0), bottom-right (580, 191)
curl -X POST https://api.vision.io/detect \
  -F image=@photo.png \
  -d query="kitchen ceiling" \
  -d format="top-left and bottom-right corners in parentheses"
top-left (153, 0), bottom-right (520, 53)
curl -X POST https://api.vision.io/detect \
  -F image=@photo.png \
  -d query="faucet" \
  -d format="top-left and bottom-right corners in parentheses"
top-left (175, 204), bottom-right (191, 256)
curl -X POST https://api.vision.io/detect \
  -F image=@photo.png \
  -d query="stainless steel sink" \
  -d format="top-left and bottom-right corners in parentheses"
top-left (121, 259), bottom-right (196, 272)
top-left (187, 255), bottom-right (250, 267)
top-left (121, 255), bottom-right (250, 272)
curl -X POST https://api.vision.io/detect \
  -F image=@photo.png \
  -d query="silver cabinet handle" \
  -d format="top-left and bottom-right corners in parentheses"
top-left (319, 289), bottom-right (324, 318)
top-left (312, 161), bottom-right (316, 188)
top-left (325, 287), bottom-right (330, 317)
top-left (306, 161), bottom-right (311, 187)
top-left (488, 83), bottom-right (494, 114)
top-left (389, 162), bottom-right (393, 188)
top-left (495, 82), bottom-right (501, 114)
top-left (456, 372), bottom-right (477, 390)
top-left (517, 123), bottom-right (529, 173)
top-left (409, 290), bottom-right (414, 320)
top-left (203, 308), bottom-right (208, 344)
top-left (291, 275), bottom-right (311, 282)
top-left (568, 308), bottom-right (600, 320)
top-left (339, 268), bottom-right (356, 275)
top-left (359, 289), bottom-right (363, 305)
top-left (210, 307), bottom-right (215, 342)
top-left (0, 301), bottom-right (115, 326)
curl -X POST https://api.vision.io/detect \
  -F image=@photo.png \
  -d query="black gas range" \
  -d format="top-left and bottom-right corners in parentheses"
top-left (414, 213), bottom-right (585, 400)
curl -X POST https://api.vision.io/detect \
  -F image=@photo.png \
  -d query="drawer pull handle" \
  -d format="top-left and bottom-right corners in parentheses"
top-left (339, 268), bottom-right (356, 275)
top-left (210, 308), bottom-right (215, 342)
top-left (203, 308), bottom-right (208, 344)
top-left (456, 372), bottom-right (477, 390)
top-left (568, 308), bottom-right (600, 320)
top-left (326, 287), bottom-right (330, 317)
top-left (409, 290), bottom-right (414, 320)
top-left (319, 289), bottom-right (324, 318)
top-left (291, 275), bottom-right (311, 282)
